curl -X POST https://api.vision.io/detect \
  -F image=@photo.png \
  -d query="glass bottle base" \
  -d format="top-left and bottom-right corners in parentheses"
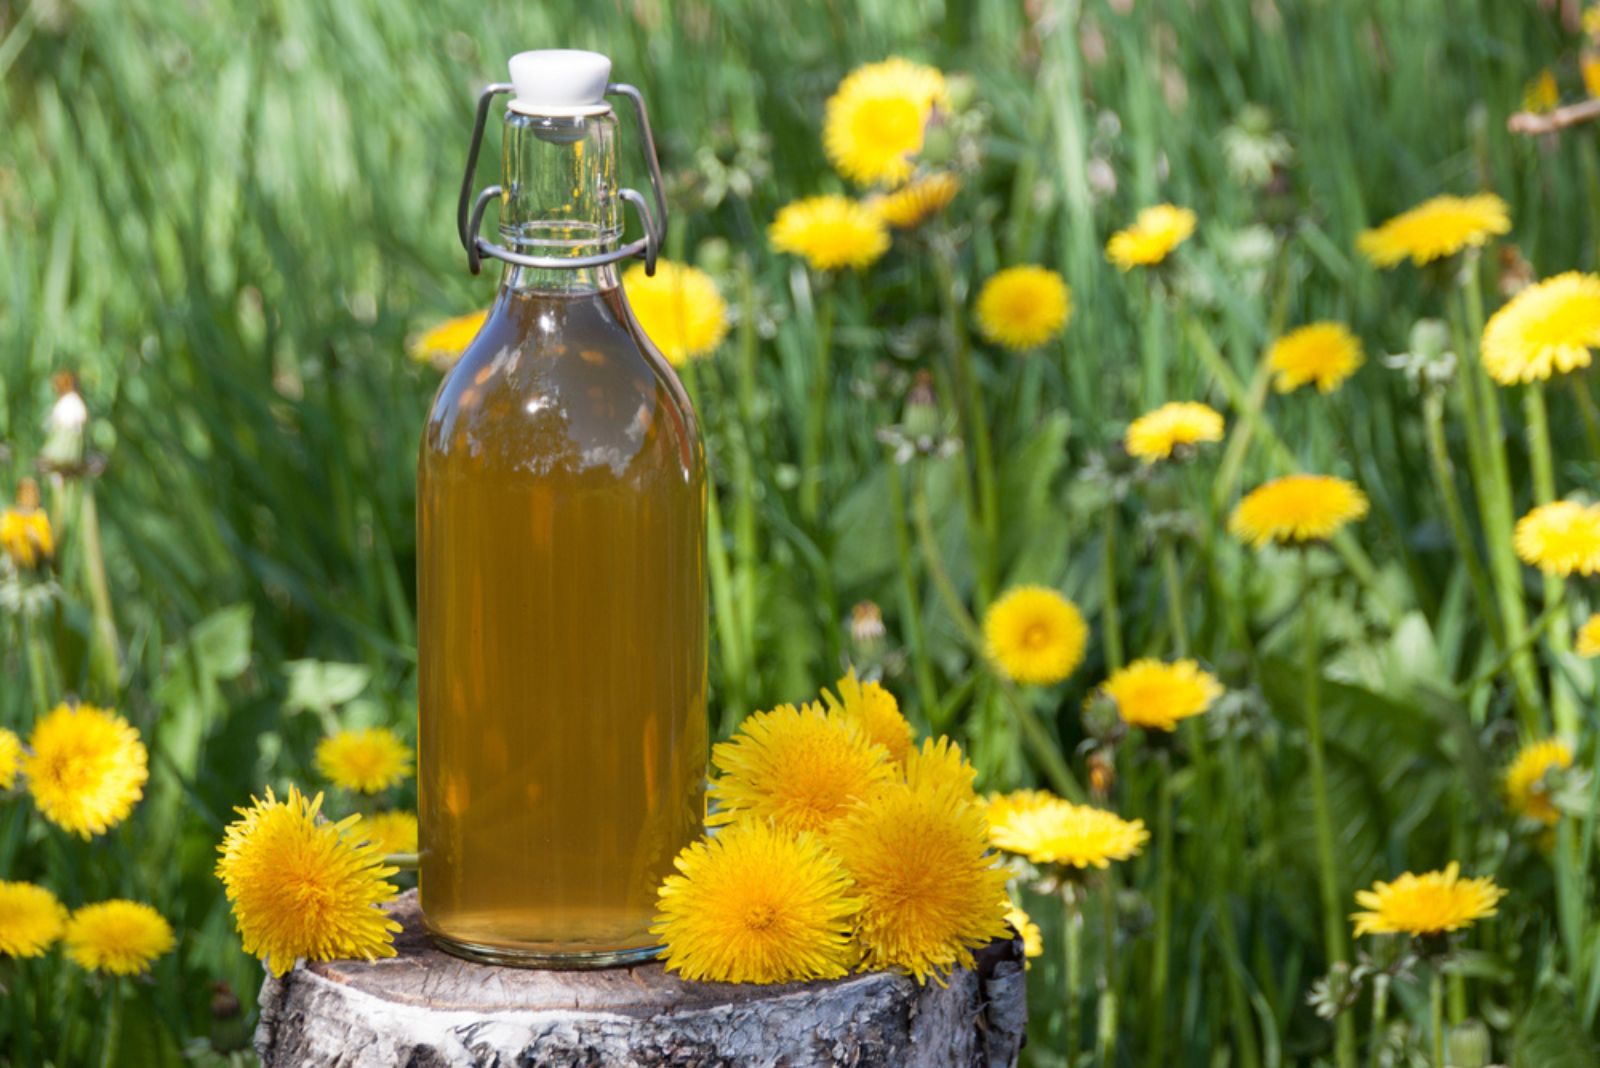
top-left (428, 930), bottom-right (663, 970)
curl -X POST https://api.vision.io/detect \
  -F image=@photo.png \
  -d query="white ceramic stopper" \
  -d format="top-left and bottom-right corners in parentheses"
top-left (508, 50), bottom-right (612, 116)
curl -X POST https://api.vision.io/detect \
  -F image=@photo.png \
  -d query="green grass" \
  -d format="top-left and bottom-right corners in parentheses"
top-left (3, 0), bottom-right (1600, 1063)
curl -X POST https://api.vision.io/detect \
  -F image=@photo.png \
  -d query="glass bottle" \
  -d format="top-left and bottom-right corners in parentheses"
top-left (417, 51), bottom-right (707, 967)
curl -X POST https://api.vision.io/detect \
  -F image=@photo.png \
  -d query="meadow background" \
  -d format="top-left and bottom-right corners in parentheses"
top-left (3, 0), bottom-right (1599, 1064)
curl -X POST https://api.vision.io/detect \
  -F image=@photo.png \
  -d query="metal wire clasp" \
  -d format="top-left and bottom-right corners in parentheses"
top-left (455, 82), bottom-right (668, 277)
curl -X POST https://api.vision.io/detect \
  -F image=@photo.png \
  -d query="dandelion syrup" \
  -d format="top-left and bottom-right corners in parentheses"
top-left (418, 50), bottom-right (707, 966)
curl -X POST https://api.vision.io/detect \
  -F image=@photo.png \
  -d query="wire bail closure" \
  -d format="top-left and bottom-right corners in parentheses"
top-left (456, 82), bottom-right (668, 277)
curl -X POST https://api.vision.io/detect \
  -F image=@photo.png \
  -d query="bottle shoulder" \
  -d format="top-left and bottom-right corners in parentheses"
top-left (423, 288), bottom-right (702, 482)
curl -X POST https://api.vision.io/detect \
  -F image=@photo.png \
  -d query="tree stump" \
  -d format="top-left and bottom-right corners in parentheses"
top-left (254, 890), bottom-right (1028, 1067)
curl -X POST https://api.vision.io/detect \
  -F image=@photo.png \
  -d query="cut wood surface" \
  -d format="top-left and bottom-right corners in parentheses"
top-left (254, 890), bottom-right (1028, 1067)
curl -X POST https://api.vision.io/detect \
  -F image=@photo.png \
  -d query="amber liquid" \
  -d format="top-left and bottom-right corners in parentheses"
top-left (417, 281), bottom-right (707, 964)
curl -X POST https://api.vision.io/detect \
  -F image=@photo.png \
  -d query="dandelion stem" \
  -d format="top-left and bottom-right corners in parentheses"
top-left (1524, 383), bottom-right (1579, 736)
top-left (1096, 875), bottom-right (1119, 1068)
top-left (77, 484), bottom-right (120, 695)
top-left (23, 615), bottom-right (53, 718)
top-left (1429, 967), bottom-right (1445, 1068)
top-left (798, 285), bottom-right (835, 527)
top-left (1159, 535), bottom-right (1187, 658)
top-left (1300, 556), bottom-right (1355, 1068)
top-left (1422, 388), bottom-right (1503, 650)
top-left (1147, 752), bottom-right (1176, 1068)
top-left (733, 256), bottom-right (763, 700)
top-left (1102, 509), bottom-right (1124, 672)
top-left (98, 978), bottom-right (121, 1068)
top-left (885, 455), bottom-right (941, 722)
top-left (934, 240), bottom-right (997, 605)
top-left (383, 852), bottom-right (419, 871)
top-left (1368, 970), bottom-right (1389, 1068)
top-left (1065, 892), bottom-right (1082, 1060)
top-left (1572, 375), bottom-right (1600, 461)
top-left (1455, 273), bottom-right (1544, 731)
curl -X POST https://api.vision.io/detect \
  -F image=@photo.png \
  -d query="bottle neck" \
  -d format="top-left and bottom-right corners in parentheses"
top-left (498, 108), bottom-right (622, 293)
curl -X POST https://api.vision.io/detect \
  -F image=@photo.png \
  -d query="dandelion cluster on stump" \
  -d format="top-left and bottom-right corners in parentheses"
top-left (654, 670), bottom-right (1011, 986)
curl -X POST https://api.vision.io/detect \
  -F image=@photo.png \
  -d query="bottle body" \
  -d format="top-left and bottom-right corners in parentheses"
top-left (417, 276), bottom-right (707, 965)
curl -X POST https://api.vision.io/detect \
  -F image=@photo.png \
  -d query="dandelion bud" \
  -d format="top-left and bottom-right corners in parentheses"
top-left (849, 601), bottom-right (886, 658)
top-left (1409, 319), bottom-right (1451, 361)
top-left (1446, 1018), bottom-right (1492, 1068)
top-left (696, 237), bottom-right (732, 278)
top-left (918, 123), bottom-right (957, 167)
top-left (1087, 749), bottom-right (1116, 800)
top-left (942, 73), bottom-right (976, 114)
top-left (902, 370), bottom-right (940, 441)
top-left (1081, 691), bottom-right (1124, 743)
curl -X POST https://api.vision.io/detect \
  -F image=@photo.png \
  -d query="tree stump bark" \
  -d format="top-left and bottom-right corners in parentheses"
top-left (254, 890), bottom-right (1028, 1067)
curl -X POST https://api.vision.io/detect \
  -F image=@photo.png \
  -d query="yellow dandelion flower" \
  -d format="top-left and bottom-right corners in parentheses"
top-left (652, 821), bottom-right (860, 984)
top-left (1585, 55), bottom-right (1600, 99)
top-left (822, 669), bottom-right (914, 765)
top-left (1356, 194), bottom-right (1511, 269)
top-left (1106, 204), bottom-right (1197, 270)
top-left (622, 260), bottom-right (729, 367)
top-left (408, 309), bottom-right (488, 370)
top-left (905, 736), bottom-right (979, 797)
top-left (1523, 69), bottom-right (1560, 114)
top-left (0, 727), bottom-right (21, 791)
top-left (356, 810), bottom-right (419, 855)
top-left (25, 703), bottom-right (148, 839)
top-left (315, 727), bottom-right (413, 794)
top-left (1504, 738), bottom-right (1574, 826)
top-left (988, 796), bottom-right (1149, 869)
top-left (1514, 500), bottom-right (1600, 577)
top-left (1004, 900), bottom-right (1044, 963)
top-left (1, 479), bottom-right (53, 571)
top-left (823, 58), bottom-right (947, 187)
top-left (1124, 401), bottom-right (1224, 463)
top-left (1229, 474), bottom-right (1369, 548)
top-left (0, 881), bottom-right (68, 958)
top-left (215, 785), bottom-right (401, 977)
top-left (1577, 613), bottom-right (1600, 657)
top-left (769, 195), bottom-right (890, 272)
top-left (1480, 272), bottom-right (1600, 385)
top-left (64, 900), bottom-right (174, 976)
top-left (983, 586), bottom-right (1088, 686)
top-left (984, 789), bottom-right (1057, 833)
top-left (709, 702), bottom-right (895, 835)
top-left (830, 778), bottom-right (1010, 985)
top-left (1098, 658), bottom-right (1223, 733)
top-left (974, 266), bottom-right (1072, 352)
top-left (1267, 322), bottom-right (1365, 394)
top-left (868, 171), bottom-right (961, 229)
top-left (1351, 862), bottom-right (1506, 938)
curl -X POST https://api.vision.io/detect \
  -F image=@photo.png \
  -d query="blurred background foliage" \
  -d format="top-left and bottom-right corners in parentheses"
top-left (3, 0), bottom-right (1599, 1063)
